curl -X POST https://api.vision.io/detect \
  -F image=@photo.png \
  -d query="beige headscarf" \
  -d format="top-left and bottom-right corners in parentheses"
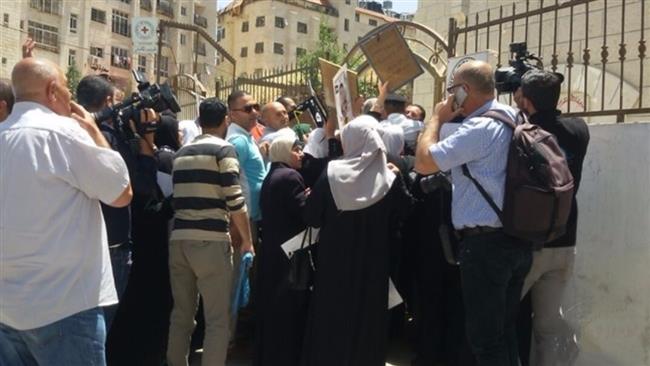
top-left (269, 135), bottom-right (298, 165)
top-left (326, 115), bottom-right (396, 211)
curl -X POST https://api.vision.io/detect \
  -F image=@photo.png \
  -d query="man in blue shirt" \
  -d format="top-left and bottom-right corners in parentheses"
top-left (415, 60), bottom-right (532, 366)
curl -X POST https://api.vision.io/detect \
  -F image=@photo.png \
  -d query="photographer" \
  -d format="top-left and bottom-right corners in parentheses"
top-left (515, 70), bottom-right (589, 366)
top-left (75, 75), bottom-right (159, 330)
top-left (415, 60), bottom-right (532, 365)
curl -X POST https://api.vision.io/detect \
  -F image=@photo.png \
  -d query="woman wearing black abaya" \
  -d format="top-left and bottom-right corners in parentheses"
top-left (255, 136), bottom-right (310, 366)
top-left (301, 116), bottom-right (413, 366)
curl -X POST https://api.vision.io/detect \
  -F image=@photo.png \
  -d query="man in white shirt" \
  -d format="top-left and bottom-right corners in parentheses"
top-left (379, 93), bottom-right (424, 155)
top-left (0, 58), bottom-right (132, 366)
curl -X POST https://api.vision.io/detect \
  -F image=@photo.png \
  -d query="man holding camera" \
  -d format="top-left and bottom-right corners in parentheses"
top-left (515, 70), bottom-right (589, 366)
top-left (76, 75), bottom-right (160, 330)
top-left (415, 60), bottom-right (532, 366)
top-left (0, 58), bottom-right (132, 365)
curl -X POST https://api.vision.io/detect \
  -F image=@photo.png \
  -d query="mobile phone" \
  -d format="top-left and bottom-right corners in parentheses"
top-left (453, 87), bottom-right (468, 110)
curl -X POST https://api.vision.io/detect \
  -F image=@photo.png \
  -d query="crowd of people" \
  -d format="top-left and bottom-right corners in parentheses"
top-left (0, 42), bottom-right (589, 366)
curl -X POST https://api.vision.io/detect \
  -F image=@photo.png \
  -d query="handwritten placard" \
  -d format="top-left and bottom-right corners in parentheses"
top-left (359, 24), bottom-right (423, 92)
top-left (319, 58), bottom-right (358, 108)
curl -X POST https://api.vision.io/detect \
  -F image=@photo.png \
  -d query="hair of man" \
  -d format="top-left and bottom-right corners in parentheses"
top-left (76, 75), bottom-right (115, 112)
top-left (227, 90), bottom-right (249, 110)
top-left (454, 60), bottom-right (496, 95)
top-left (199, 97), bottom-right (228, 129)
top-left (520, 69), bottom-right (564, 112)
top-left (0, 79), bottom-right (15, 115)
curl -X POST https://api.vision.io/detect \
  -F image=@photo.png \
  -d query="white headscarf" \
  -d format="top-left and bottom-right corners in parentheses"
top-left (327, 115), bottom-right (396, 211)
top-left (303, 127), bottom-right (328, 158)
top-left (377, 124), bottom-right (405, 157)
top-left (269, 135), bottom-right (298, 165)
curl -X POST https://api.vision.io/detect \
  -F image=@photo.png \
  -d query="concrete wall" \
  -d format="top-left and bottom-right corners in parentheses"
top-left (565, 121), bottom-right (650, 365)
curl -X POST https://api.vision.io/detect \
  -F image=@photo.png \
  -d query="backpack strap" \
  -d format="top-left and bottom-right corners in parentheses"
top-left (461, 164), bottom-right (504, 221)
top-left (459, 109), bottom-right (515, 222)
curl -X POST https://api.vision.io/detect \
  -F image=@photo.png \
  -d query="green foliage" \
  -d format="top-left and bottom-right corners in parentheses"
top-left (66, 64), bottom-right (82, 100)
top-left (297, 22), bottom-right (345, 91)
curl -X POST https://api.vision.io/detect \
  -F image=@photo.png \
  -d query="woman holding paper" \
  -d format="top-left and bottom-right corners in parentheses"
top-left (255, 135), bottom-right (310, 366)
top-left (300, 116), bottom-right (413, 366)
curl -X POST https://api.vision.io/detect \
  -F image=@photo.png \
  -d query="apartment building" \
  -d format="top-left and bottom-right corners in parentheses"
top-left (216, 0), bottom-right (398, 77)
top-left (0, 0), bottom-right (216, 92)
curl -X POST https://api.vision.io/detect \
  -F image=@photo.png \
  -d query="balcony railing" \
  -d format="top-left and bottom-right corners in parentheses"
top-left (140, 0), bottom-right (152, 11)
top-left (157, 1), bottom-right (174, 18)
top-left (194, 14), bottom-right (208, 28)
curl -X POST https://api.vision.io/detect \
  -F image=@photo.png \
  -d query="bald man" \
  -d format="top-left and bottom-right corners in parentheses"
top-left (415, 60), bottom-right (531, 365)
top-left (0, 58), bottom-right (132, 366)
top-left (0, 79), bottom-right (14, 122)
top-left (259, 101), bottom-right (296, 145)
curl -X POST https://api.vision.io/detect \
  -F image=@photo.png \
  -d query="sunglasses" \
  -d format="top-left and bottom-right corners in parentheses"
top-left (232, 103), bottom-right (260, 113)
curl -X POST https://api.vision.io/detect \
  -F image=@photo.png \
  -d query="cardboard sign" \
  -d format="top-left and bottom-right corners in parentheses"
top-left (359, 24), bottom-right (423, 92)
top-left (319, 58), bottom-right (358, 108)
top-left (333, 65), bottom-right (354, 129)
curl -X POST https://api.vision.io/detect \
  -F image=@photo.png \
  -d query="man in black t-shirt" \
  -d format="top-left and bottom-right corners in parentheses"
top-left (515, 70), bottom-right (590, 366)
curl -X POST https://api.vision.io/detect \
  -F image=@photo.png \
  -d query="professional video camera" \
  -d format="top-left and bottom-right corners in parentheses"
top-left (494, 42), bottom-right (543, 94)
top-left (92, 70), bottom-right (181, 135)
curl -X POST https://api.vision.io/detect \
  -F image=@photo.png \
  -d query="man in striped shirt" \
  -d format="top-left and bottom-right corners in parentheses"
top-left (167, 98), bottom-right (254, 366)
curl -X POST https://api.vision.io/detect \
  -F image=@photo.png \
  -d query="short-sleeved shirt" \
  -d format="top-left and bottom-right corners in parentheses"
top-left (429, 99), bottom-right (516, 229)
top-left (227, 123), bottom-right (268, 221)
top-left (171, 134), bottom-right (247, 242)
top-left (0, 102), bottom-right (130, 330)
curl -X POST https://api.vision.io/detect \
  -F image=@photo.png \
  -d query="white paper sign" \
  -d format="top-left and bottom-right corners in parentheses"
top-left (333, 65), bottom-right (354, 130)
top-left (281, 228), bottom-right (320, 258)
top-left (132, 17), bottom-right (159, 54)
top-left (388, 278), bottom-right (403, 309)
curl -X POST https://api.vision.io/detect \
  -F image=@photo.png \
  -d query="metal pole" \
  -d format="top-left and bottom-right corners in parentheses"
top-left (156, 24), bottom-right (163, 84)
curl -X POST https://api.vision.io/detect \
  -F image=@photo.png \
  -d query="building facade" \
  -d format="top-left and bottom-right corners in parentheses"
top-left (216, 0), bottom-right (397, 77)
top-left (0, 0), bottom-right (217, 92)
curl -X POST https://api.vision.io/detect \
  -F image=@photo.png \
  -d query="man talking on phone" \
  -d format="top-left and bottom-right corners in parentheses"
top-left (415, 60), bottom-right (532, 366)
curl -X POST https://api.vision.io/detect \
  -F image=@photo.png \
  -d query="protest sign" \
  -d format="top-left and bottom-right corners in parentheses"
top-left (359, 24), bottom-right (423, 92)
top-left (333, 65), bottom-right (354, 129)
top-left (319, 58), bottom-right (358, 108)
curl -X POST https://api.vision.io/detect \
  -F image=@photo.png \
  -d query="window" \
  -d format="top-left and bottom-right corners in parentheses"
top-left (255, 16), bottom-right (265, 27)
top-left (28, 21), bottom-right (59, 52)
top-left (273, 42), bottom-right (284, 55)
top-left (240, 47), bottom-right (248, 58)
top-left (344, 18), bottom-right (349, 31)
top-left (217, 27), bottom-right (225, 41)
top-left (241, 21), bottom-right (249, 32)
top-left (30, 0), bottom-right (61, 15)
top-left (112, 10), bottom-right (129, 36)
top-left (369, 19), bottom-right (377, 26)
top-left (119, 0), bottom-right (130, 3)
top-left (296, 47), bottom-right (306, 60)
top-left (69, 14), bottom-right (78, 34)
top-left (138, 55), bottom-right (146, 73)
top-left (180, 33), bottom-right (186, 45)
top-left (3, 14), bottom-right (9, 26)
top-left (275, 16), bottom-right (285, 28)
top-left (68, 49), bottom-right (76, 66)
top-left (355, 13), bottom-right (360, 22)
top-left (179, 63), bottom-right (185, 74)
top-left (255, 42), bottom-right (264, 54)
top-left (345, 0), bottom-right (350, 4)
top-left (91, 8), bottom-right (106, 24)
top-left (90, 46), bottom-right (104, 58)
top-left (111, 46), bottom-right (129, 69)
top-left (180, 6), bottom-right (186, 16)
top-left (157, 55), bottom-right (169, 77)
top-left (1, 57), bottom-right (6, 65)
top-left (297, 21), bottom-right (307, 34)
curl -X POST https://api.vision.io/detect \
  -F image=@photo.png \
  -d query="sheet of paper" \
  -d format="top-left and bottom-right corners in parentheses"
top-left (388, 278), bottom-right (403, 309)
top-left (281, 228), bottom-right (320, 258)
top-left (333, 65), bottom-right (354, 130)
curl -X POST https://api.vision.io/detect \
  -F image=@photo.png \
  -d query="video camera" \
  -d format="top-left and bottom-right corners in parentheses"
top-left (495, 42), bottom-right (543, 94)
top-left (92, 70), bottom-right (181, 135)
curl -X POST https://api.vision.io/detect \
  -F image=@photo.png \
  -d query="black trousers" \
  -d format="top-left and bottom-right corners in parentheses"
top-left (459, 231), bottom-right (532, 366)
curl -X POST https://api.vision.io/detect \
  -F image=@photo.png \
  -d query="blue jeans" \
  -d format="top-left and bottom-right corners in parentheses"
top-left (104, 244), bottom-right (132, 330)
top-left (0, 307), bottom-right (107, 366)
top-left (459, 231), bottom-right (532, 366)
